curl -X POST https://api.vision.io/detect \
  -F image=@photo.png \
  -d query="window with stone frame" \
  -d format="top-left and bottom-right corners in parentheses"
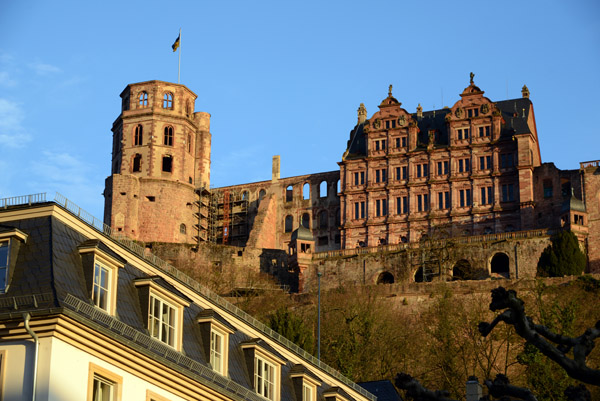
top-left (480, 186), bottom-right (493, 205)
top-left (375, 169), bottom-right (387, 183)
top-left (458, 158), bottom-right (470, 173)
top-left (501, 183), bottom-right (515, 202)
top-left (479, 155), bottom-right (492, 170)
top-left (459, 189), bottom-right (472, 207)
top-left (374, 139), bottom-right (386, 151)
top-left (132, 154), bottom-right (142, 172)
top-left (353, 171), bottom-right (365, 185)
top-left (457, 127), bottom-right (470, 140)
top-left (396, 196), bottom-right (408, 214)
top-left (437, 161), bottom-right (449, 176)
top-left (500, 153), bottom-right (515, 169)
top-left (162, 156), bottom-right (173, 173)
top-left (162, 92), bottom-right (173, 109)
top-left (139, 91), bottom-right (148, 107)
top-left (375, 199), bottom-right (387, 217)
top-left (134, 125), bottom-right (143, 146)
top-left (395, 136), bottom-right (407, 148)
top-left (467, 108), bottom-right (479, 118)
top-left (438, 191), bottom-right (450, 210)
top-left (417, 194), bottom-right (429, 212)
top-left (354, 201), bottom-right (365, 219)
top-left (416, 163), bottom-right (428, 178)
top-left (164, 126), bottom-right (174, 146)
top-left (478, 125), bottom-right (491, 137)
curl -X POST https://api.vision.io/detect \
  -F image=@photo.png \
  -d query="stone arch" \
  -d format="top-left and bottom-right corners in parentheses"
top-left (301, 213), bottom-right (310, 229)
top-left (413, 267), bottom-right (425, 283)
top-left (377, 271), bottom-right (394, 284)
top-left (319, 181), bottom-right (328, 198)
top-left (286, 185), bottom-right (293, 202)
top-left (303, 183), bottom-right (310, 200)
top-left (259, 189), bottom-right (266, 201)
top-left (490, 252), bottom-right (510, 278)
top-left (452, 259), bottom-right (472, 281)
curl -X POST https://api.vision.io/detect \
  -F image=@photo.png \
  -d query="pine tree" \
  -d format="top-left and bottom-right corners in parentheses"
top-left (537, 230), bottom-right (586, 277)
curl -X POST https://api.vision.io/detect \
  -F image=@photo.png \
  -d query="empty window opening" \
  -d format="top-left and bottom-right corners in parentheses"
top-left (319, 181), bottom-right (328, 198)
top-left (491, 253), bottom-right (510, 278)
top-left (543, 179), bottom-right (553, 198)
top-left (400, 236), bottom-right (408, 243)
top-left (120, 192), bottom-right (126, 196)
top-left (164, 126), bottom-right (174, 146)
top-left (162, 156), bottom-right (173, 173)
top-left (318, 236), bottom-right (328, 246)
top-left (139, 91), bottom-right (148, 107)
top-left (163, 92), bottom-right (173, 109)
top-left (284, 215), bottom-right (293, 233)
top-left (286, 185), bottom-right (293, 202)
top-left (187, 134), bottom-right (192, 153)
top-left (377, 271), bottom-right (394, 284)
top-left (132, 154), bottom-right (142, 172)
top-left (242, 191), bottom-right (249, 201)
top-left (180, 224), bottom-right (186, 234)
top-left (302, 213), bottom-right (310, 229)
top-left (189, 177), bottom-right (193, 184)
top-left (134, 124), bottom-right (143, 146)
top-left (452, 259), bottom-right (473, 280)
top-left (319, 210), bottom-right (328, 229)
top-left (336, 179), bottom-right (340, 194)
top-left (146, 196), bottom-right (155, 202)
top-left (414, 267), bottom-right (425, 283)
top-left (259, 189), bottom-right (266, 201)
top-left (303, 183), bottom-right (310, 200)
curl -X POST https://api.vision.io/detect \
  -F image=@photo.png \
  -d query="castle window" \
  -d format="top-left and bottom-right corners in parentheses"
top-left (259, 189), bottom-right (266, 201)
top-left (318, 210), bottom-right (328, 229)
top-left (186, 101), bottom-right (191, 117)
top-left (394, 136), bottom-right (407, 148)
top-left (319, 181), bottom-right (327, 198)
top-left (301, 213), bottom-right (310, 229)
top-left (375, 199), bottom-right (387, 217)
top-left (437, 161), bottom-right (449, 176)
top-left (354, 201), bottom-right (365, 219)
top-left (163, 92), bottom-right (173, 109)
top-left (396, 196), bottom-right (408, 214)
top-left (375, 169), bottom-right (387, 183)
top-left (457, 128), bottom-right (470, 140)
top-left (374, 139), bottom-right (386, 151)
top-left (180, 224), bottom-right (186, 234)
top-left (500, 153), bottom-right (515, 169)
top-left (438, 191), bottom-right (450, 210)
top-left (134, 125), bottom-right (143, 146)
top-left (467, 108), bottom-right (479, 118)
top-left (459, 189), bottom-right (471, 207)
top-left (284, 215), bottom-right (293, 232)
top-left (286, 185), bottom-right (293, 202)
top-left (479, 155), bottom-right (491, 170)
top-left (139, 91), bottom-right (148, 107)
top-left (303, 183), bottom-right (310, 200)
top-left (133, 154), bottom-right (142, 172)
top-left (187, 134), bottom-right (192, 153)
top-left (353, 171), bottom-right (365, 185)
top-left (543, 179), bottom-right (553, 198)
top-left (164, 126), bottom-right (174, 146)
top-left (458, 158), bottom-right (470, 173)
top-left (416, 164), bottom-right (428, 178)
top-left (481, 186), bottom-right (493, 205)
top-left (501, 184), bottom-right (515, 202)
top-left (478, 125), bottom-right (490, 137)
top-left (162, 156), bottom-right (173, 173)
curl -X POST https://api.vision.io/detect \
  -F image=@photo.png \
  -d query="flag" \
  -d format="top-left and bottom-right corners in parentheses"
top-left (172, 34), bottom-right (180, 52)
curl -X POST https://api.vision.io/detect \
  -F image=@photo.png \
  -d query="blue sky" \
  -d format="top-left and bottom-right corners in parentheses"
top-left (1, 1), bottom-right (599, 219)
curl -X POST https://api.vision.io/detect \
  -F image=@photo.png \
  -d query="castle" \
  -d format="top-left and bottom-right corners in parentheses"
top-left (103, 77), bottom-right (600, 291)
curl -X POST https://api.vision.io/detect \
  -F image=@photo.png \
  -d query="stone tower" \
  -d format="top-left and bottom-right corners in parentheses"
top-left (104, 80), bottom-right (211, 244)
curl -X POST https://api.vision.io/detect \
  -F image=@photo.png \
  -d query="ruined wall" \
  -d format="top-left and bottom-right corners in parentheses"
top-left (582, 162), bottom-right (600, 272)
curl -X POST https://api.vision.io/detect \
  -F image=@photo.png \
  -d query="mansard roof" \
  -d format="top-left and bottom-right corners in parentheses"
top-left (0, 197), bottom-right (375, 401)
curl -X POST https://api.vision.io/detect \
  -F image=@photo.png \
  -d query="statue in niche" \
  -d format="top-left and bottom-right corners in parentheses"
top-left (398, 115), bottom-right (406, 126)
top-left (373, 119), bottom-right (381, 129)
top-left (455, 107), bottom-right (463, 118)
top-left (481, 103), bottom-right (489, 114)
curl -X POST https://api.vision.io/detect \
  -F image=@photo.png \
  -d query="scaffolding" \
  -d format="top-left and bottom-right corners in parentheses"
top-left (194, 186), bottom-right (249, 247)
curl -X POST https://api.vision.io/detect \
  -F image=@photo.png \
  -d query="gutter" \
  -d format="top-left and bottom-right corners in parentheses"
top-left (23, 312), bottom-right (39, 401)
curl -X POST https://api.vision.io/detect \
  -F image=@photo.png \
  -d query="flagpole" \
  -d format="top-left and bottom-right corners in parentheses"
top-left (178, 28), bottom-right (182, 84)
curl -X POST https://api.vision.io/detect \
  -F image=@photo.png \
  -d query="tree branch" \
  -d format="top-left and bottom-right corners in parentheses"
top-left (483, 374), bottom-right (538, 401)
top-left (478, 287), bottom-right (600, 386)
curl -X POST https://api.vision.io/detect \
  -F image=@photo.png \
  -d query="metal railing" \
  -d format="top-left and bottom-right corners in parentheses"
top-left (47, 193), bottom-right (375, 401)
top-left (0, 193), bottom-right (46, 208)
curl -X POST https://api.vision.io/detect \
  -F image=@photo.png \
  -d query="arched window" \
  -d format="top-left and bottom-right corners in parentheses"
top-left (242, 191), bottom-right (249, 201)
top-left (302, 213), bottom-right (310, 229)
top-left (134, 125), bottom-right (143, 146)
top-left (319, 181), bottom-right (328, 198)
top-left (164, 126), bottom-right (174, 146)
top-left (259, 189), bottom-right (266, 201)
top-left (286, 185), bottom-right (293, 202)
top-left (162, 155), bottom-right (172, 173)
top-left (303, 183), bottom-right (310, 200)
top-left (336, 179), bottom-right (340, 194)
top-left (377, 272), bottom-right (394, 284)
top-left (284, 215), bottom-right (293, 233)
top-left (139, 91), bottom-right (148, 107)
top-left (163, 92), bottom-right (173, 109)
top-left (318, 210), bottom-right (328, 229)
top-left (452, 259), bottom-right (473, 280)
top-left (132, 154), bottom-right (142, 172)
top-left (180, 223), bottom-right (186, 234)
top-left (491, 253), bottom-right (510, 278)
top-left (187, 134), bottom-right (192, 153)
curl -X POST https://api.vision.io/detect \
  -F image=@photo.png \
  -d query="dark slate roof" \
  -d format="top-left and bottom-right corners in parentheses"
top-left (196, 308), bottom-right (237, 332)
top-left (357, 381), bottom-right (402, 401)
top-left (561, 190), bottom-right (587, 213)
top-left (343, 97), bottom-right (533, 159)
top-left (133, 275), bottom-right (194, 304)
top-left (0, 204), bottom-right (376, 401)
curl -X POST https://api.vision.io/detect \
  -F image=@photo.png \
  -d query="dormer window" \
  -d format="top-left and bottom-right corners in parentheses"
top-left (163, 92), bottom-right (173, 109)
top-left (290, 365), bottom-right (321, 401)
top-left (467, 108), bottom-right (479, 118)
top-left (0, 228), bottom-right (27, 294)
top-left (134, 277), bottom-right (191, 350)
top-left (241, 339), bottom-right (285, 401)
top-left (197, 309), bottom-right (235, 376)
top-left (78, 239), bottom-right (126, 315)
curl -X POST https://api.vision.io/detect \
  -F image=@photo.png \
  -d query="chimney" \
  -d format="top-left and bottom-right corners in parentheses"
top-left (357, 103), bottom-right (367, 124)
top-left (272, 155), bottom-right (280, 182)
top-left (521, 84), bottom-right (530, 98)
top-left (466, 376), bottom-right (483, 401)
top-left (417, 103), bottom-right (423, 119)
